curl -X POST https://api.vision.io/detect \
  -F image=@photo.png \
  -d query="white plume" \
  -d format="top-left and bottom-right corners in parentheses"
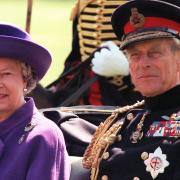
top-left (92, 41), bottom-right (129, 77)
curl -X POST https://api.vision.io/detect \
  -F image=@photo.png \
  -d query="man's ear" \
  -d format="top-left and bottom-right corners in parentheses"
top-left (177, 51), bottom-right (180, 71)
top-left (176, 51), bottom-right (180, 84)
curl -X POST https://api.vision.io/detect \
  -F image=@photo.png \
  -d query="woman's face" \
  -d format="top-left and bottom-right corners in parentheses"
top-left (0, 58), bottom-right (26, 121)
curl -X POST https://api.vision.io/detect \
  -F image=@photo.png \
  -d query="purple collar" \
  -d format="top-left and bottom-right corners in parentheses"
top-left (0, 97), bottom-right (35, 136)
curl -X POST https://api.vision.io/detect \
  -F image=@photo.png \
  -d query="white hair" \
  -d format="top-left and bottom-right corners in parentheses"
top-left (20, 62), bottom-right (37, 94)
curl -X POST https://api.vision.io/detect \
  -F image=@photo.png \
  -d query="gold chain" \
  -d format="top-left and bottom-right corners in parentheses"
top-left (130, 111), bottom-right (149, 143)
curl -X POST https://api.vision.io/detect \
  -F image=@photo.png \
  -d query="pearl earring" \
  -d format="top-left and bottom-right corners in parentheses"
top-left (24, 88), bottom-right (28, 93)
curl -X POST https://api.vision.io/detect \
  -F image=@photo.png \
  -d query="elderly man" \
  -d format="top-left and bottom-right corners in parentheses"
top-left (82, 0), bottom-right (180, 179)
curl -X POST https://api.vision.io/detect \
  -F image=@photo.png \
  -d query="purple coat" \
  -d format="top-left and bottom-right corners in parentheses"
top-left (0, 98), bottom-right (70, 180)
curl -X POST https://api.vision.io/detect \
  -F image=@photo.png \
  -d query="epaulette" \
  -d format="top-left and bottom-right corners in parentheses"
top-left (82, 100), bottom-right (145, 180)
top-left (70, 0), bottom-right (94, 21)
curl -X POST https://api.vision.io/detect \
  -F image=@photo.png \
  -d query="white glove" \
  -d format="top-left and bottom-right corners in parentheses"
top-left (92, 41), bottom-right (129, 77)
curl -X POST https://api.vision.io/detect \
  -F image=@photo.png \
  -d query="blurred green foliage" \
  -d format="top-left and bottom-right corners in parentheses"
top-left (0, 0), bottom-right (74, 86)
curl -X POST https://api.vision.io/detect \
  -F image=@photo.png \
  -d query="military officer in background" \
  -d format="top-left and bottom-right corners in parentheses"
top-left (48, 0), bottom-right (142, 107)
top-left (82, 0), bottom-right (180, 179)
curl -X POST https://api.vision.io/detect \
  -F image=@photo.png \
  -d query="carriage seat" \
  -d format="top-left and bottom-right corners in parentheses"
top-left (70, 156), bottom-right (90, 180)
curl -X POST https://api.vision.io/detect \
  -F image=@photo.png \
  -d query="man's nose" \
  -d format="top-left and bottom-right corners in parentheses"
top-left (0, 77), bottom-right (4, 86)
top-left (138, 54), bottom-right (151, 67)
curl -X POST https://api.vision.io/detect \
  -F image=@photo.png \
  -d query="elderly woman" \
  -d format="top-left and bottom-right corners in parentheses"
top-left (0, 23), bottom-right (70, 180)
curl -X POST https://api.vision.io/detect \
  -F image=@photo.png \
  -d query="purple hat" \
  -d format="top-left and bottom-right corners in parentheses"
top-left (0, 23), bottom-right (52, 80)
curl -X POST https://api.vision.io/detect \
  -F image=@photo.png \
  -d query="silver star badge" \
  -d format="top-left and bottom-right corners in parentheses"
top-left (144, 147), bottom-right (169, 179)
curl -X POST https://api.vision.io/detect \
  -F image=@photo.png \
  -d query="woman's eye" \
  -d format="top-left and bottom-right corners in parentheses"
top-left (3, 72), bottom-right (12, 76)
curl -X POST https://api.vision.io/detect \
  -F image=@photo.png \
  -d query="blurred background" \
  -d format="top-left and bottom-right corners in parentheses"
top-left (0, 0), bottom-right (74, 86)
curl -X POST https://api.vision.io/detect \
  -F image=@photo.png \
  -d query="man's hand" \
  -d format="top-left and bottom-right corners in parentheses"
top-left (92, 41), bottom-right (129, 77)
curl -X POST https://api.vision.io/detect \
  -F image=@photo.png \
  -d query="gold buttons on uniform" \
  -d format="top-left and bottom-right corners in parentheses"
top-left (96, 9), bottom-right (103, 14)
top-left (98, 0), bottom-right (104, 5)
top-left (127, 113), bottom-right (134, 121)
top-left (95, 24), bottom-right (101, 29)
top-left (102, 152), bottom-right (109, 160)
top-left (117, 134), bottom-right (122, 142)
top-left (133, 177), bottom-right (140, 180)
top-left (95, 16), bottom-right (102, 21)
top-left (101, 175), bottom-right (108, 180)
top-left (141, 152), bottom-right (149, 160)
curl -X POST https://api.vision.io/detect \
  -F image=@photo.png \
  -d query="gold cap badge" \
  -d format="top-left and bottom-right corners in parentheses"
top-left (130, 7), bottom-right (145, 29)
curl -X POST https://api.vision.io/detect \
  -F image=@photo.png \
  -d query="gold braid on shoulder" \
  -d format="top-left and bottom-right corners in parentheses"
top-left (82, 100), bottom-right (145, 180)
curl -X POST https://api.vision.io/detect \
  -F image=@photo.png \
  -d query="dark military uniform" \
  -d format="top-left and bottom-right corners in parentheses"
top-left (97, 86), bottom-right (180, 179)
top-left (81, 0), bottom-right (180, 179)
top-left (49, 0), bottom-right (142, 107)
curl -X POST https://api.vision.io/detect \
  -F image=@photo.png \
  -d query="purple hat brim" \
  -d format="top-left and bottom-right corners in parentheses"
top-left (0, 36), bottom-right (51, 80)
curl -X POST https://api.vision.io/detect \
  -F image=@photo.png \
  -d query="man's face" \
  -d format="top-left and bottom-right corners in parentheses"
top-left (126, 38), bottom-right (180, 97)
